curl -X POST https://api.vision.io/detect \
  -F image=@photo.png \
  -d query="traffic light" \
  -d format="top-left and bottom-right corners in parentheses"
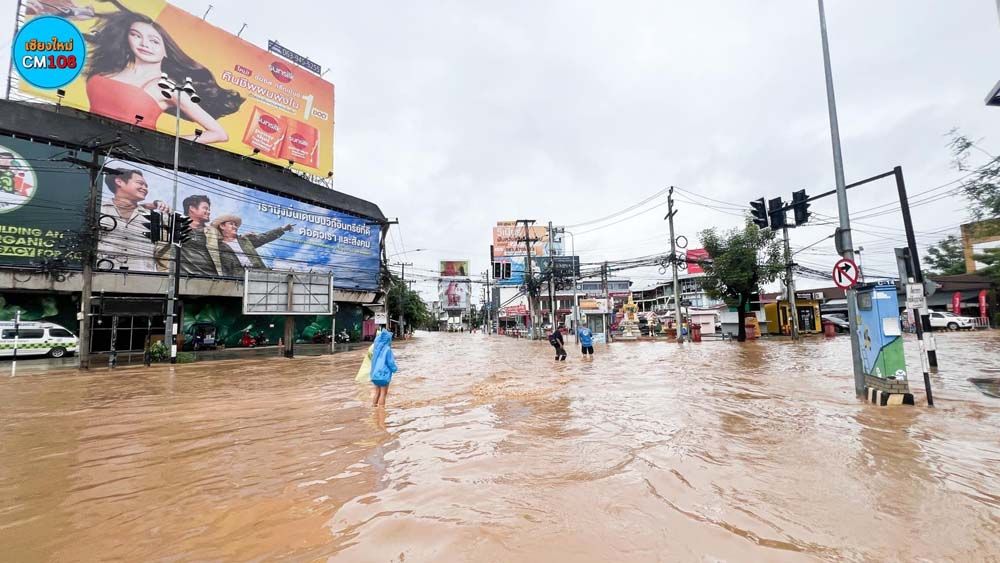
top-left (768, 197), bottom-right (787, 230)
top-left (142, 210), bottom-right (161, 243)
top-left (173, 214), bottom-right (193, 244)
top-left (504, 262), bottom-right (512, 279)
top-left (493, 261), bottom-right (502, 279)
top-left (791, 189), bottom-right (811, 226)
top-left (750, 198), bottom-right (769, 229)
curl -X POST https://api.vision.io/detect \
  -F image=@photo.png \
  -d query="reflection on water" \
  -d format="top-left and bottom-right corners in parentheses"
top-left (1, 332), bottom-right (998, 561)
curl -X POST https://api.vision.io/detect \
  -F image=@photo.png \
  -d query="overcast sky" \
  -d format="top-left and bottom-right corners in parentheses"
top-left (3, 0), bottom-right (998, 300)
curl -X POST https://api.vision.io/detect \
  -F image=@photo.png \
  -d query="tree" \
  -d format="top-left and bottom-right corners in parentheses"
top-left (385, 274), bottom-right (432, 333)
top-left (699, 220), bottom-right (784, 342)
top-left (948, 131), bottom-right (1000, 220)
top-left (925, 235), bottom-right (967, 276)
top-left (973, 247), bottom-right (1000, 284)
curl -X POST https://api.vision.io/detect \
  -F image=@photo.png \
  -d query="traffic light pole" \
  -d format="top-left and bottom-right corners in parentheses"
top-left (818, 0), bottom-right (865, 396)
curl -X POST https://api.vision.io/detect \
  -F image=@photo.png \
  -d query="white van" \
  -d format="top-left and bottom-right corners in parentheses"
top-left (0, 321), bottom-right (79, 358)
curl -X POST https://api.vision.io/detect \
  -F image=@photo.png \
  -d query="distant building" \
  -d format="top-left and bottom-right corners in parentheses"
top-left (961, 219), bottom-right (1000, 273)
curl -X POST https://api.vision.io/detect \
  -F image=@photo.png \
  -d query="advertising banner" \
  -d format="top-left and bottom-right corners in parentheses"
top-left (0, 136), bottom-right (90, 267)
top-left (534, 256), bottom-right (580, 278)
top-left (494, 256), bottom-right (525, 287)
top-left (97, 159), bottom-right (380, 289)
top-left (438, 279), bottom-right (470, 310)
top-left (685, 248), bottom-right (709, 275)
top-left (440, 260), bottom-right (469, 277)
top-left (492, 221), bottom-right (559, 257)
top-left (15, 0), bottom-right (335, 175)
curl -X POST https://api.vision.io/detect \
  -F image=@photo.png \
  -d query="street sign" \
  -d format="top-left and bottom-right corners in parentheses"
top-left (832, 258), bottom-right (860, 289)
top-left (906, 283), bottom-right (926, 310)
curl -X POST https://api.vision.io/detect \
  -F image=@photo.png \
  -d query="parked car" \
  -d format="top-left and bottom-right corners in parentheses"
top-left (0, 321), bottom-right (78, 358)
top-left (821, 314), bottom-right (850, 333)
top-left (928, 311), bottom-right (975, 331)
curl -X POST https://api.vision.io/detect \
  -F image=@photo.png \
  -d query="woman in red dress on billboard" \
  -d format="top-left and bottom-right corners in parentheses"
top-left (84, 7), bottom-right (244, 144)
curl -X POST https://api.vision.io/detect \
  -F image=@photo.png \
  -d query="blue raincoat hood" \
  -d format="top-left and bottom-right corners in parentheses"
top-left (370, 330), bottom-right (398, 386)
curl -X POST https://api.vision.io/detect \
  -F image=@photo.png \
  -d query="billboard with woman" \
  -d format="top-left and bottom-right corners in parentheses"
top-left (14, 0), bottom-right (335, 175)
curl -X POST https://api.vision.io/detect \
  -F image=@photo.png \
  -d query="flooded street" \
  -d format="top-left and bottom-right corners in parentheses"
top-left (2, 332), bottom-right (999, 562)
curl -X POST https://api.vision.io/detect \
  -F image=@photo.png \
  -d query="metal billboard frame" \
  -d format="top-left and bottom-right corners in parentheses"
top-left (243, 269), bottom-right (333, 315)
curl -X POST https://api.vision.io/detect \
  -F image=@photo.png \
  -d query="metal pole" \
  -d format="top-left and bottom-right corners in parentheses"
top-left (568, 231), bottom-right (579, 338)
top-left (521, 219), bottom-right (537, 339)
top-left (11, 309), bottom-right (19, 376)
top-left (78, 151), bottom-right (101, 369)
top-left (667, 188), bottom-right (684, 343)
top-left (783, 226), bottom-right (800, 340)
top-left (548, 221), bottom-right (556, 330)
top-left (895, 166), bottom-right (934, 406)
top-left (818, 0), bottom-right (864, 395)
top-left (165, 94), bottom-right (181, 364)
top-left (5, 0), bottom-right (24, 100)
top-left (487, 245), bottom-right (494, 335)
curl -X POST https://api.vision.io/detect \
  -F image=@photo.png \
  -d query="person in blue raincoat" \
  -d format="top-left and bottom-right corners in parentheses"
top-left (369, 329), bottom-right (398, 408)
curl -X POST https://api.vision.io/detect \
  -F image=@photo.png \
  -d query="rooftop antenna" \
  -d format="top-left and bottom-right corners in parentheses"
top-left (237, 23), bottom-right (247, 37)
top-left (202, 5), bottom-right (213, 20)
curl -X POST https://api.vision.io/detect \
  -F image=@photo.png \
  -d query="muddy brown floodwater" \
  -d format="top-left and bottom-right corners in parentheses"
top-left (1, 332), bottom-right (999, 562)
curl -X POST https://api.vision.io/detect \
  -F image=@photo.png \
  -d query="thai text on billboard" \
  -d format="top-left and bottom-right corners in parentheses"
top-left (97, 159), bottom-right (380, 290)
top-left (15, 0), bottom-right (335, 175)
top-left (492, 221), bottom-right (556, 257)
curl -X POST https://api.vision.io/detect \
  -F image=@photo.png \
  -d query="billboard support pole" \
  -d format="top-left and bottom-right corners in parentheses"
top-left (5, 0), bottom-right (23, 101)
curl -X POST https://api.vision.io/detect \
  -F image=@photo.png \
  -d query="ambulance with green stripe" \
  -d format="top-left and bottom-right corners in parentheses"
top-left (0, 322), bottom-right (79, 358)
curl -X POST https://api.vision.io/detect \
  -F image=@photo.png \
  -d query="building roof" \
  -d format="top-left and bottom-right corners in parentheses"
top-left (927, 273), bottom-right (996, 292)
top-left (0, 100), bottom-right (386, 221)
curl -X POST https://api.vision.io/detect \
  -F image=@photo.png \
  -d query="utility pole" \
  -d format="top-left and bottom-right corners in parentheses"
top-left (517, 219), bottom-right (538, 339)
top-left (547, 221), bottom-right (556, 330)
top-left (601, 261), bottom-right (609, 343)
top-left (392, 262), bottom-right (412, 338)
top-left (78, 149), bottom-right (101, 370)
top-left (66, 140), bottom-right (122, 370)
top-left (895, 166), bottom-right (935, 405)
top-left (666, 187), bottom-right (684, 343)
top-left (818, 0), bottom-right (865, 395)
top-left (782, 226), bottom-right (800, 340)
top-left (488, 244), bottom-right (496, 335)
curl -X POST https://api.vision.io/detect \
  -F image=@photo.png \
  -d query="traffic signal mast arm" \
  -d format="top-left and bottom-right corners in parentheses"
top-left (774, 169), bottom-right (897, 215)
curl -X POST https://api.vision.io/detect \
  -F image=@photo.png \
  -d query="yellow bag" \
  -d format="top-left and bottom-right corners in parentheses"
top-left (355, 344), bottom-right (374, 383)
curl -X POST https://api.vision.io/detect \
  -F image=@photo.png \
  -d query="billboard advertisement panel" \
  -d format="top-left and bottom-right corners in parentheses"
top-left (97, 159), bottom-right (380, 289)
top-left (685, 248), bottom-right (709, 275)
top-left (15, 1), bottom-right (335, 175)
top-left (440, 260), bottom-right (469, 277)
top-left (0, 136), bottom-right (89, 267)
top-left (439, 279), bottom-right (470, 310)
top-left (492, 221), bottom-right (561, 257)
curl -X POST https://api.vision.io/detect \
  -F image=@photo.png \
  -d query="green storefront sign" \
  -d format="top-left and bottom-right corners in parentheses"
top-left (0, 136), bottom-right (91, 267)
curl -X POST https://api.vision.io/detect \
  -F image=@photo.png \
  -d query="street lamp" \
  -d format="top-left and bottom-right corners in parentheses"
top-left (158, 73), bottom-right (200, 364)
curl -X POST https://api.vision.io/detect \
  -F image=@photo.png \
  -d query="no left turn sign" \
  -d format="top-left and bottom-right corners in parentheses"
top-left (832, 258), bottom-right (859, 289)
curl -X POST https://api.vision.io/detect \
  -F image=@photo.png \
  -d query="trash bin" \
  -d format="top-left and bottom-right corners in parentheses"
top-left (691, 323), bottom-right (702, 342)
top-left (822, 320), bottom-right (837, 338)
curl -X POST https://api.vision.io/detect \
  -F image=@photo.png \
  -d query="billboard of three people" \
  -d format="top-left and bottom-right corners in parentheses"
top-left (16, 0), bottom-right (335, 175)
top-left (97, 160), bottom-right (380, 290)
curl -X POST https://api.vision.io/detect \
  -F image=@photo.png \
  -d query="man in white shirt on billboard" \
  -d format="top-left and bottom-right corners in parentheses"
top-left (97, 168), bottom-right (170, 272)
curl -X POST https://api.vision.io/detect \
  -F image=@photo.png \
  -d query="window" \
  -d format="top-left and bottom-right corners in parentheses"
top-left (2, 329), bottom-right (44, 339)
top-left (931, 312), bottom-right (943, 318)
top-left (49, 329), bottom-right (74, 338)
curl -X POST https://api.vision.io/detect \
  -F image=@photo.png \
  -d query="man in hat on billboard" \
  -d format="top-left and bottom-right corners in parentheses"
top-left (206, 214), bottom-right (294, 276)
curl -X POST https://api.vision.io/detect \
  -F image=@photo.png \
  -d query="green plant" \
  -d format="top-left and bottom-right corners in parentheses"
top-left (176, 352), bottom-right (196, 364)
top-left (148, 341), bottom-right (168, 362)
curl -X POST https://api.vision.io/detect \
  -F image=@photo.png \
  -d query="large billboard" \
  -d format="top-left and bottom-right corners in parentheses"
top-left (685, 248), bottom-right (710, 275)
top-left (14, 0), bottom-right (335, 175)
top-left (440, 260), bottom-right (469, 277)
top-left (492, 221), bottom-right (559, 257)
top-left (97, 159), bottom-right (380, 290)
top-left (438, 279), bottom-right (470, 311)
top-left (0, 136), bottom-right (89, 266)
